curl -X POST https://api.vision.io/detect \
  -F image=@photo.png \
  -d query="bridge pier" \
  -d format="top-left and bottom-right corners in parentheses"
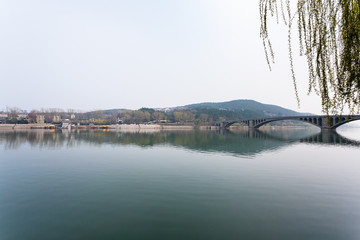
top-left (248, 120), bottom-right (257, 129)
top-left (321, 127), bottom-right (337, 132)
top-left (320, 116), bottom-right (332, 129)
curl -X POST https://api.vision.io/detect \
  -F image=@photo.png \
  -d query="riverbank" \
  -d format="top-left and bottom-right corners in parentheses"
top-left (109, 124), bottom-right (220, 131)
top-left (0, 123), bottom-right (318, 131)
top-left (0, 124), bottom-right (221, 131)
top-left (0, 124), bottom-right (54, 130)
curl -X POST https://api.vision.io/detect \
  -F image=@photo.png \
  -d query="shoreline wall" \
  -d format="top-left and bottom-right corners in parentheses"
top-left (0, 124), bottom-right (314, 131)
top-left (0, 124), bottom-right (47, 130)
top-left (110, 124), bottom-right (200, 131)
top-left (0, 124), bottom-right (218, 131)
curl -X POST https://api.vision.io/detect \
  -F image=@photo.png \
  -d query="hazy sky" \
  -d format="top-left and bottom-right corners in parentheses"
top-left (0, 0), bottom-right (323, 113)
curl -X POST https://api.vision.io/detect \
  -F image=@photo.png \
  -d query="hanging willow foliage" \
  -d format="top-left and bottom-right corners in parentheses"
top-left (260, 0), bottom-right (360, 114)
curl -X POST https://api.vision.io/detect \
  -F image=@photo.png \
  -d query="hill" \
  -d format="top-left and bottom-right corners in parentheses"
top-left (182, 99), bottom-right (306, 120)
top-left (78, 99), bottom-right (310, 124)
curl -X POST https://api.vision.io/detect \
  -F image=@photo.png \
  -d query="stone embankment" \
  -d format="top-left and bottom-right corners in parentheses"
top-left (0, 124), bottom-right (52, 130)
top-left (109, 124), bottom-right (218, 131)
top-left (0, 124), bottom-right (220, 131)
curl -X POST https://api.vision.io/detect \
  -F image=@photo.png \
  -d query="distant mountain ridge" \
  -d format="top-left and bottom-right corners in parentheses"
top-left (181, 99), bottom-right (307, 120)
top-left (84, 99), bottom-right (309, 123)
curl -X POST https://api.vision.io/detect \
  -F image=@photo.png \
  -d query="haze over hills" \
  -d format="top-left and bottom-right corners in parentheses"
top-left (182, 99), bottom-right (307, 119)
top-left (102, 99), bottom-right (303, 114)
top-left (1, 99), bottom-right (312, 125)
top-left (97, 99), bottom-right (309, 123)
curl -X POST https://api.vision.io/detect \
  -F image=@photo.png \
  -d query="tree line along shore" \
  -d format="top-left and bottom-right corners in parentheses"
top-left (0, 100), bottom-right (310, 128)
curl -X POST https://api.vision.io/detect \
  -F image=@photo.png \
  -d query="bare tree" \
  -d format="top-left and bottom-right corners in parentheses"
top-left (6, 106), bottom-right (21, 119)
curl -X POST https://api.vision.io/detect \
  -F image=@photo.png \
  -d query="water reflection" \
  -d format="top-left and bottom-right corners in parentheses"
top-left (1, 128), bottom-right (359, 157)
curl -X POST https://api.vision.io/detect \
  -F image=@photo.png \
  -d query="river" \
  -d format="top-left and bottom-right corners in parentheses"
top-left (1, 127), bottom-right (360, 240)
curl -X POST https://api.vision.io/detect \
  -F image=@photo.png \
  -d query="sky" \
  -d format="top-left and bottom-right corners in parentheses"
top-left (0, 0), bottom-right (323, 113)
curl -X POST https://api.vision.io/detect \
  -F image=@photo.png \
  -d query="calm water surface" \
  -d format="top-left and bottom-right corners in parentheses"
top-left (1, 128), bottom-right (360, 240)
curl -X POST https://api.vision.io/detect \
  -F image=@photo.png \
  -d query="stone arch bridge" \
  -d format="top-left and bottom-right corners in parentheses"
top-left (220, 115), bottom-right (360, 131)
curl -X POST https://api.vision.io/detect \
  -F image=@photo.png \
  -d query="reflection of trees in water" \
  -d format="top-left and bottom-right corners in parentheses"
top-left (0, 131), bottom-right (68, 150)
top-left (1, 129), bottom-right (359, 156)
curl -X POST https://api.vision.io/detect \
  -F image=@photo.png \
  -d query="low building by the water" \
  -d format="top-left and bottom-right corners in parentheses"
top-left (0, 113), bottom-right (7, 124)
top-left (52, 115), bottom-right (61, 123)
top-left (0, 113), bottom-right (8, 118)
top-left (36, 115), bottom-right (45, 124)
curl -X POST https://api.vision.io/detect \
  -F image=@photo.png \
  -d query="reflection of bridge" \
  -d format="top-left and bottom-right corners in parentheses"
top-left (220, 115), bottom-right (360, 131)
top-left (248, 129), bottom-right (360, 146)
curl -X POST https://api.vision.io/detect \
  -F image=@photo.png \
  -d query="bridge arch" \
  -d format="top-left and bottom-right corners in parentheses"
top-left (252, 118), bottom-right (322, 129)
top-left (222, 115), bottom-right (360, 130)
top-left (331, 117), bottom-right (360, 129)
top-left (223, 121), bottom-right (247, 129)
